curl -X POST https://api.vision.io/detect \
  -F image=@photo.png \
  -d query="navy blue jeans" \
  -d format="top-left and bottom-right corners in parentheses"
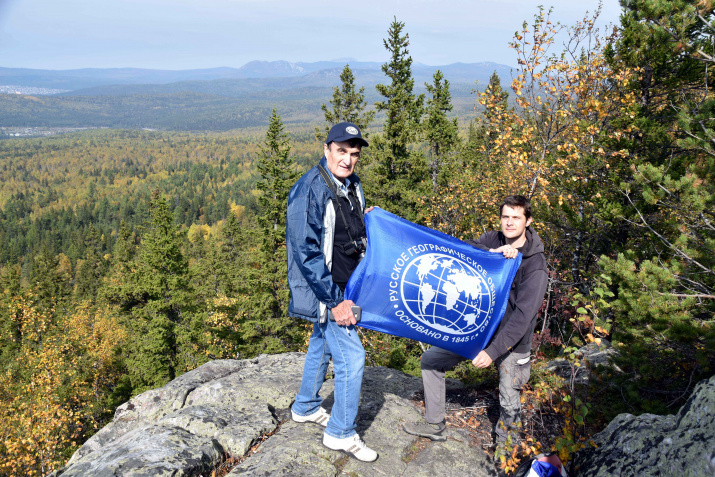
top-left (292, 321), bottom-right (365, 439)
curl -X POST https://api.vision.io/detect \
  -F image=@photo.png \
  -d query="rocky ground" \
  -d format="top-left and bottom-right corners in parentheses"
top-left (211, 387), bottom-right (510, 476)
top-left (52, 352), bottom-right (715, 477)
top-left (53, 353), bottom-right (501, 477)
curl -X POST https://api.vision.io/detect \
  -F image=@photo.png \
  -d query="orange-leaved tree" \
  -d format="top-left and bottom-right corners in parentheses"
top-left (429, 5), bottom-right (641, 472)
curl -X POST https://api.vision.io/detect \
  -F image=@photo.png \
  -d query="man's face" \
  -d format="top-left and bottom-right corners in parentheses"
top-left (324, 140), bottom-right (361, 182)
top-left (500, 205), bottom-right (533, 242)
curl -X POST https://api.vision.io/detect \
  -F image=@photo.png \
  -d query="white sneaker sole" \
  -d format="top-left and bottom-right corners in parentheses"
top-left (291, 409), bottom-right (330, 426)
top-left (323, 436), bottom-right (378, 462)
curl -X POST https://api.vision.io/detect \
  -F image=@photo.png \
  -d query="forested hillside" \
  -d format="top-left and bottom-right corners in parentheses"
top-left (0, 91), bottom-right (326, 131)
top-left (1, 3), bottom-right (714, 476)
top-left (0, 61), bottom-right (508, 132)
top-left (0, 127), bottom-right (327, 265)
top-left (0, 84), bottom-right (483, 131)
top-left (0, 61), bottom-right (512, 91)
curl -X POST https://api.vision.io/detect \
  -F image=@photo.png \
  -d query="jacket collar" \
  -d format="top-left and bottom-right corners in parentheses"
top-left (497, 227), bottom-right (544, 258)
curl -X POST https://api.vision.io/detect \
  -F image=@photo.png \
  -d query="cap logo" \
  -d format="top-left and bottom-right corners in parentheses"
top-left (346, 126), bottom-right (359, 135)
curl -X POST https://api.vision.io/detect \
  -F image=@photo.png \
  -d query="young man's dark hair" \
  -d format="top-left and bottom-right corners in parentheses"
top-left (500, 194), bottom-right (531, 220)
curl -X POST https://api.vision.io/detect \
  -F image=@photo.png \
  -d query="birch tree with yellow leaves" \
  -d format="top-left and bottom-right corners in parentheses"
top-left (0, 296), bottom-right (125, 476)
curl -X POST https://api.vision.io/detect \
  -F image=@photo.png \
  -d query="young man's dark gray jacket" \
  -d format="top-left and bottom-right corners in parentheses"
top-left (466, 227), bottom-right (548, 360)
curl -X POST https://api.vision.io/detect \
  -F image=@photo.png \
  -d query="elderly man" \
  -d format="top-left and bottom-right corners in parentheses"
top-left (286, 122), bottom-right (377, 462)
top-left (403, 195), bottom-right (548, 459)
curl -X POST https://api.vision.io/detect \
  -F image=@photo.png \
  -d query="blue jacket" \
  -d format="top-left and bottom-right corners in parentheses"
top-left (286, 157), bottom-right (366, 322)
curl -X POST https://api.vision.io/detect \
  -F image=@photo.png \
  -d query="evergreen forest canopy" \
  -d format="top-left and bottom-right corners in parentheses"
top-left (1, 3), bottom-right (714, 476)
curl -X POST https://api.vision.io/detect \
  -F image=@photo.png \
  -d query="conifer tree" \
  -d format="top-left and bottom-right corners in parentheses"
top-left (112, 221), bottom-right (136, 273)
top-left (424, 70), bottom-right (459, 191)
top-left (217, 207), bottom-right (250, 297)
top-left (464, 71), bottom-right (510, 171)
top-left (30, 247), bottom-right (72, 315)
top-left (599, 0), bottom-right (715, 365)
top-left (484, 71), bottom-right (509, 118)
top-left (246, 110), bottom-right (303, 353)
top-left (367, 17), bottom-right (428, 221)
top-left (257, 109), bottom-right (297, 248)
top-left (99, 221), bottom-right (137, 308)
top-left (375, 18), bottom-right (424, 161)
top-left (75, 225), bottom-right (109, 300)
top-left (199, 208), bottom-right (260, 358)
top-left (316, 64), bottom-right (375, 141)
top-left (121, 191), bottom-right (196, 392)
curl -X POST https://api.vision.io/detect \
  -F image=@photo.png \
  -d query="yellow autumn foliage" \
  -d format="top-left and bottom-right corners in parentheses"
top-left (427, 6), bottom-right (637, 242)
top-left (0, 296), bottom-right (126, 476)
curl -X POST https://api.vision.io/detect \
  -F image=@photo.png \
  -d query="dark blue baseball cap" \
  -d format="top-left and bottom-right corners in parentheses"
top-left (325, 122), bottom-right (369, 147)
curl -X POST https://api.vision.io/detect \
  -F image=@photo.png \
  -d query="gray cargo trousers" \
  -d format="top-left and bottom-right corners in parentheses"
top-left (421, 346), bottom-right (531, 443)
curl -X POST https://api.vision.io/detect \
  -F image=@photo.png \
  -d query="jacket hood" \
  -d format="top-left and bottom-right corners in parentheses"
top-left (520, 227), bottom-right (545, 258)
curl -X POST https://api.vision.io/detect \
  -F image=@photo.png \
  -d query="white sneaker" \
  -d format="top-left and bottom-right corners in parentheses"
top-left (291, 407), bottom-right (330, 427)
top-left (323, 433), bottom-right (378, 462)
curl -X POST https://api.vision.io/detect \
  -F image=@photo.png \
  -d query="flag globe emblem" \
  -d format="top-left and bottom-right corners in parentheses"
top-left (400, 253), bottom-right (493, 336)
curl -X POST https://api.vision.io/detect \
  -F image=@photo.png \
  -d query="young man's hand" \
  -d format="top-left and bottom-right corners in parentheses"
top-left (472, 350), bottom-right (493, 368)
top-left (489, 244), bottom-right (519, 259)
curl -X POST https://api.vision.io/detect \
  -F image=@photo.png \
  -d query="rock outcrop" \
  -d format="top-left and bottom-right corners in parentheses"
top-left (52, 352), bottom-right (715, 477)
top-left (52, 353), bottom-right (496, 477)
top-left (572, 374), bottom-right (715, 477)
top-left (546, 339), bottom-right (621, 386)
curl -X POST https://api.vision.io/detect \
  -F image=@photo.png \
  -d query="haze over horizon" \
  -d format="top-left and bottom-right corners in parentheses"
top-left (0, 0), bottom-right (622, 71)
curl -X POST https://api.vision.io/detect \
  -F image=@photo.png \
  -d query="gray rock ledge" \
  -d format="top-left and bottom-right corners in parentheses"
top-left (572, 374), bottom-right (715, 476)
top-left (52, 353), bottom-right (497, 477)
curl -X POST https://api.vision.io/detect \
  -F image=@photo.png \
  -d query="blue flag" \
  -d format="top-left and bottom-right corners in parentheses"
top-left (346, 208), bottom-right (521, 360)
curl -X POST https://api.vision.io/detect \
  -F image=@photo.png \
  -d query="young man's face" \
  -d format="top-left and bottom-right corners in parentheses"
top-left (500, 205), bottom-right (533, 243)
top-left (324, 140), bottom-right (361, 182)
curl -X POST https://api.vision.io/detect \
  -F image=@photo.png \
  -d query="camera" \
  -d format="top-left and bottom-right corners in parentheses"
top-left (342, 236), bottom-right (367, 255)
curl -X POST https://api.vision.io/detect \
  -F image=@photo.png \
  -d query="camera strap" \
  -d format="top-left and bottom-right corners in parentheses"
top-left (317, 164), bottom-right (365, 247)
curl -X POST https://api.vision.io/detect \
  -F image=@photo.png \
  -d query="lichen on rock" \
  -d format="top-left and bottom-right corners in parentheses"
top-left (572, 374), bottom-right (715, 476)
top-left (52, 353), bottom-right (497, 477)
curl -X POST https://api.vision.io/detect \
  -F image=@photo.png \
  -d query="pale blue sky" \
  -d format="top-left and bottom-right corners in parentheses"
top-left (0, 0), bottom-right (623, 70)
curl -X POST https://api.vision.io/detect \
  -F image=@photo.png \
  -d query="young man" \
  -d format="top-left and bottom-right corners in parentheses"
top-left (286, 122), bottom-right (377, 462)
top-left (403, 195), bottom-right (548, 453)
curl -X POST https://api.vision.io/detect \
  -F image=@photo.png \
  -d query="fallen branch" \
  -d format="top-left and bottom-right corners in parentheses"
top-left (656, 292), bottom-right (715, 299)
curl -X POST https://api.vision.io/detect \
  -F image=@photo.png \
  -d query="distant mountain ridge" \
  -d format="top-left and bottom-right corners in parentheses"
top-left (0, 60), bottom-right (515, 131)
top-left (0, 60), bottom-right (513, 92)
